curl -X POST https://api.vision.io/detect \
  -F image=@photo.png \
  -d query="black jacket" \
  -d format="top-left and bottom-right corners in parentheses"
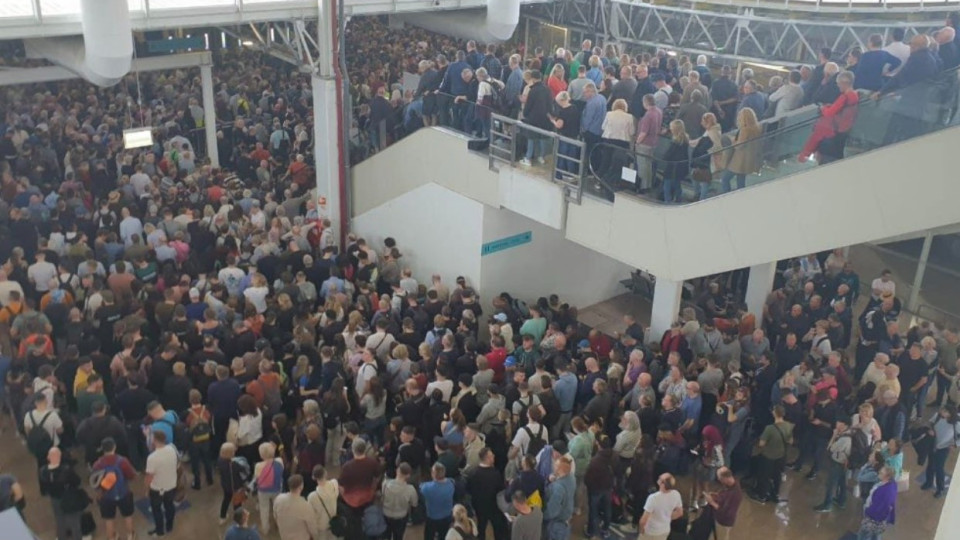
top-left (522, 82), bottom-right (553, 130)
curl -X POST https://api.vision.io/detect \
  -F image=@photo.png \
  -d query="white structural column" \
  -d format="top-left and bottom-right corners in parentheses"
top-left (313, 4), bottom-right (341, 240)
top-left (907, 231), bottom-right (933, 311)
top-left (200, 62), bottom-right (219, 168)
top-left (650, 278), bottom-right (683, 342)
top-left (745, 262), bottom-right (777, 322)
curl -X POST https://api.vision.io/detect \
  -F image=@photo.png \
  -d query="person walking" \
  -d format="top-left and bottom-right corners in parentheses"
top-left (638, 473), bottom-right (683, 540)
top-left (274, 475), bottom-right (321, 540)
top-left (921, 405), bottom-right (960, 498)
top-left (815, 416), bottom-right (854, 512)
top-left (145, 430), bottom-right (180, 536)
top-left (253, 442), bottom-right (284, 535)
top-left (857, 466), bottom-right (897, 540)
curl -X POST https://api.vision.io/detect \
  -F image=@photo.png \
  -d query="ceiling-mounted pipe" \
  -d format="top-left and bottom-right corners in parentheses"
top-left (24, 0), bottom-right (133, 87)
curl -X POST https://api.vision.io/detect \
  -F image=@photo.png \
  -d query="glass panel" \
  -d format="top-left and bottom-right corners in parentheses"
top-left (243, 0), bottom-right (307, 3)
top-left (128, 0), bottom-right (144, 12)
top-left (39, 0), bottom-right (81, 16)
top-left (0, 0), bottom-right (34, 18)
top-left (587, 66), bottom-right (960, 205)
top-left (149, 0), bottom-right (235, 9)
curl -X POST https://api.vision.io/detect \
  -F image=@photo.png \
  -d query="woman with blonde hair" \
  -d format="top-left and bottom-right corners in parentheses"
top-left (445, 504), bottom-right (478, 540)
top-left (547, 63), bottom-right (568, 98)
top-left (661, 119), bottom-right (691, 203)
top-left (690, 112), bottom-right (723, 200)
top-left (253, 442), bottom-right (284, 534)
top-left (720, 107), bottom-right (763, 192)
top-left (342, 310), bottom-right (368, 353)
top-left (243, 272), bottom-right (269, 313)
top-left (598, 98), bottom-right (635, 181)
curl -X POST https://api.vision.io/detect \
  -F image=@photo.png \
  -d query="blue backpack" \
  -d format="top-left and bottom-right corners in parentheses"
top-left (92, 461), bottom-right (129, 502)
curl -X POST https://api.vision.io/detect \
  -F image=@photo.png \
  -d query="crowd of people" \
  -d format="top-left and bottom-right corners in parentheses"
top-left (348, 15), bottom-right (960, 203)
top-left (0, 12), bottom-right (958, 540)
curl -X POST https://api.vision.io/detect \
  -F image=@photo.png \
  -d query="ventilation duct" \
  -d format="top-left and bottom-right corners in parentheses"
top-left (396, 0), bottom-right (521, 43)
top-left (24, 0), bottom-right (133, 87)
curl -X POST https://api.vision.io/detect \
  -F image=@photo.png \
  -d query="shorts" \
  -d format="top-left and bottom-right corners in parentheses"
top-left (99, 492), bottom-right (135, 519)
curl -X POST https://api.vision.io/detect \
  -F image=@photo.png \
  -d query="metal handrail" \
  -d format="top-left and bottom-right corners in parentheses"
top-left (489, 113), bottom-right (586, 204)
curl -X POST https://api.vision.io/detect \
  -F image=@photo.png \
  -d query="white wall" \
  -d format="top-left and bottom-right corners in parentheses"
top-left (567, 123), bottom-right (960, 282)
top-left (351, 182), bottom-right (485, 294)
top-left (479, 204), bottom-right (634, 314)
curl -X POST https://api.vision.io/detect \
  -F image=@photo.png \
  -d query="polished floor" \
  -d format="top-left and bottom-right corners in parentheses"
top-left (1, 406), bottom-right (952, 540)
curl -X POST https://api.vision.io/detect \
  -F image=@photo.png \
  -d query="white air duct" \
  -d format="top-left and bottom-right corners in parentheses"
top-left (24, 0), bottom-right (133, 87)
top-left (397, 0), bottom-right (521, 43)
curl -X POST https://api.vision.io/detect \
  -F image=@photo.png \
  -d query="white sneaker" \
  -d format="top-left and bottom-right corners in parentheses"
top-left (519, 158), bottom-right (532, 166)
top-left (536, 157), bottom-right (546, 165)
top-left (617, 523), bottom-right (638, 533)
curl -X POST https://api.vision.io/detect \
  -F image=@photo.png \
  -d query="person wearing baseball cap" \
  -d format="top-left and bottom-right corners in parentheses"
top-left (90, 437), bottom-right (137, 540)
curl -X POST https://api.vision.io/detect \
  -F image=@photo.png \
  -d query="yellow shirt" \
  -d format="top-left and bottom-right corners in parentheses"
top-left (74, 368), bottom-right (94, 395)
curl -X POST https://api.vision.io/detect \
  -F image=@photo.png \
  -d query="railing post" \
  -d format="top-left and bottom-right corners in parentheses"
top-left (552, 134), bottom-right (560, 188)
top-left (510, 124), bottom-right (518, 164)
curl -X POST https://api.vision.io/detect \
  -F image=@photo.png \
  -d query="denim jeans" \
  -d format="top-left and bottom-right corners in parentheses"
top-left (587, 490), bottom-right (612, 536)
top-left (663, 177), bottom-right (681, 203)
top-left (556, 141), bottom-right (580, 177)
top-left (925, 446), bottom-right (950, 493)
top-left (936, 372), bottom-right (955, 407)
top-left (698, 180), bottom-right (711, 200)
top-left (820, 460), bottom-right (847, 508)
top-left (525, 137), bottom-right (549, 161)
top-left (857, 528), bottom-right (883, 540)
top-left (720, 170), bottom-right (746, 192)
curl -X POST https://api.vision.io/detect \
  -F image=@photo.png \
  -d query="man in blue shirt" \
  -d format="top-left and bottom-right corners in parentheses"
top-left (552, 361), bottom-right (578, 438)
top-left (420, 463), bottom-right (455, 540)
top-left (440, 51), bottom-right (471, 127)
top-left (581, 83), bottom-right (606, 172)
top-left (680, 381), bottom-right (704, 435)
top-left (504, 54), bottom-right (525, 118)
top-left (465, 40), bottom-right (483, 70)
top-left (853, 34), bottom-right (902, 91)
top-left (543, 456), bottom-right (576, 540)
top-left (586, 56), bottom-right (604, 86)
top-left (737, 80), bottom-right (766, 118)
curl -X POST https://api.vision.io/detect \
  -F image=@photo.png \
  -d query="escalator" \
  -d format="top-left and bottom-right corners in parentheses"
top-left (562, 66), bottom-right (960, 281)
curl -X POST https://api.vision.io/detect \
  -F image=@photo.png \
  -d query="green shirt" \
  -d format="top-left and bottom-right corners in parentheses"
top-left (568, 431), bottom-right (595, 475)
top-left (76, 391), bottom-right (108, 420)
top-left (519, 318), bottom-right (547, 344)
top-left (936, 337), bottom-right (959, 374)
top-left (759, 421), bottom-right (793, 460)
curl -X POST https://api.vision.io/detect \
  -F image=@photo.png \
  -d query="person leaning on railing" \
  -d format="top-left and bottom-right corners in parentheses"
top-left (873, 34), bottom-right (941, 144)
top-left (720, 108), bottom-right (762, 193)
top-left (597, 99), bottom-right (635, 183)
top-left (549, 91), bottom-right (582, 180)
top-left (798, 70), bottom-right (859, 164)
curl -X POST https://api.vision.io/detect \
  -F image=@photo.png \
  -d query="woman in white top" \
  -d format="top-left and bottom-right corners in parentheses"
top-left (236, 395), bottom-right (264, 467)
top-left (804, 320), bottom-right (832, 361)
top-left (598, 99), bottom-right (636, 181)
top-left (445, 504), bottom-right (478, 540)
top-left (307, 466), bottom-right (340, 540)
top-left (242, 273), bottom-right (269, 314)
top-left (852, 403), bottom-right (883, 445)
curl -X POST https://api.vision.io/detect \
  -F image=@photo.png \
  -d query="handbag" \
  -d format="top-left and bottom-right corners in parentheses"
top-left (691, 168), bottom-right (712, 183)
top-left (896, 470), bottom-right (911, 493)
top-left (229, 461), bottom-right (248, 506)
top-left (859, 517), bottom-right (888, 535)
top-left (317, 496), bottom-right (347, 538)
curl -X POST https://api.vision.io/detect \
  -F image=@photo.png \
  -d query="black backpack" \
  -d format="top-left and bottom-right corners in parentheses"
top-left (488, 80), bottom-right (507, 114)
top-left (27, 411), bottom-right (54, 460)
top-left (157, 417), bottom-right (191, 453)
top-left (846, 429), bottom-right (870, 470)
top-left (523, 424), bottom-right (547, 457)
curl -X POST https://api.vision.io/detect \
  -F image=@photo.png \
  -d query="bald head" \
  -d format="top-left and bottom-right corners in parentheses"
top-left (910, 34), bottom-right (931, 51)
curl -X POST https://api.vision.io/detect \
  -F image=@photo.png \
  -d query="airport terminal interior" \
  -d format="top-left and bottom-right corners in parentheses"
top-left (0, 1), bottom-right (959, 540)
